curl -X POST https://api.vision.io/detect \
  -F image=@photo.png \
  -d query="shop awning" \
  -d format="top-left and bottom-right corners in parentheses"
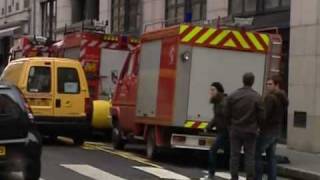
top-left (0, 26), bottom-right (20, 38)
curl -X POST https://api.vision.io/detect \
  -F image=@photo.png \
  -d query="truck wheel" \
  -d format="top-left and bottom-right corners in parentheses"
top-left (112, 122), bottom-right (125, 150)
top-left (146, 128), bottom-right (158, 159)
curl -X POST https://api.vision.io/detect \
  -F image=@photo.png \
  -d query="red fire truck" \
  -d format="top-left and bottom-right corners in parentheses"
top-left (52, 29), bottom-right (139, 129)
top-left (9, 35), bottom-right (51, 63)
top-left (111, 24), bottom-right (282, 158)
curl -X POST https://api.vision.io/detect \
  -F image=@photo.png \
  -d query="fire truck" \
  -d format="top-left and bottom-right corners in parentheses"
top-left (8, 35), bottom-right (51, 63)
top-left (52, 27), bottom-right (139, 130)
top-left (111, 24), bottom-right (282, 159)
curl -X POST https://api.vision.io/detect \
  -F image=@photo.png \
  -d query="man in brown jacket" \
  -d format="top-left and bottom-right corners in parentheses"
top-left (225, 72), bottom-right (264, 180)
top-left (255, 75), bottom-right (288, 180)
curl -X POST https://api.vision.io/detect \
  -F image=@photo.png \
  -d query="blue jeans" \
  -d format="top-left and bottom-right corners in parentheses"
top-left (208, 130), bottom-right (230, 176)
top-left (255, 135), bottom-right (277, 180)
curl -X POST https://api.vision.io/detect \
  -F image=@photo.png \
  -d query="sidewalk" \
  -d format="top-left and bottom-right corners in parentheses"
top-left (277, 144), bottom-right (320, 180)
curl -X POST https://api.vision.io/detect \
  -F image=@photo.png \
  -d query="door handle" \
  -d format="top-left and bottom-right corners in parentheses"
top-left (56, 99), bottom-right (61, 108)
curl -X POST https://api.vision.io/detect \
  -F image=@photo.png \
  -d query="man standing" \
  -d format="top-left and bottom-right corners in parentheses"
top-left (206, 82), bottom-right (229, 179)
top-left (255, 76), bottom-right (289, 180)
top-left (225, 72), bottom-right (264, 180)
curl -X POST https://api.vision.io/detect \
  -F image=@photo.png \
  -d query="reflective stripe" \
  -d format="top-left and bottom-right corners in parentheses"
top-left (196, 28), bottom-right (216, 44)
top-left (179, 24), bottom-right (189, 34)
top-left (247, 32), bottom-right (264, 51)
top-left (181, 26), bottom-right (202, 42)
top-left (198, 123), bottom-right (208, 129)
top-left (184, 121), bottom-right (194, 128)
top-left (224, 39), bottom-right (237, 48)
top-left (210, 30), bottom-right (230, 45)
top-left (260, 34), bottom-right (270, 46)
top-left (232, 31), bottom-right (250, 49)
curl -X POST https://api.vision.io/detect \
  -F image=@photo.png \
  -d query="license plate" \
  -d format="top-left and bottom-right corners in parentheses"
top-left (0, 146), bottom-right (6, 156)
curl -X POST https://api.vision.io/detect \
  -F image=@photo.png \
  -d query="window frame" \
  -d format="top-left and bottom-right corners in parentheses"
top-left (111, 0), bottom-right (141, 34)
top-left (27, 66), bottom-right (52, 93)
top-left (57, 67), bottom-right (81, 94)
top-left (165, 0), bottom-right (207, 26)
top-left (229, 0), bottom-right (290, 17)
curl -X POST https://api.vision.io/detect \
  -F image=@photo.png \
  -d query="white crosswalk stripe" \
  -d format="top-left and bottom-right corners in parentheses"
top-left (133, 166), bottom-right (190, 180)
top-left (61, 164), bottom-right (126, 180)
top-left (215, 172), bottom-right (246, 180)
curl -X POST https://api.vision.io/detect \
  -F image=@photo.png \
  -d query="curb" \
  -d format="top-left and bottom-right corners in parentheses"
top-left (277, 165), bottom-right (320, 180)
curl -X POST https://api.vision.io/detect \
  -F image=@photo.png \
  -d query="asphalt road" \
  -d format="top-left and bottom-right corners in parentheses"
top-left (7, 136), bottom-right (293, 180)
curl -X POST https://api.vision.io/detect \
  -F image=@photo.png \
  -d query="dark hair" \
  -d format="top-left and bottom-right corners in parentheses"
top-left (211, 82), bottom-right (224, 93)
top-left (243, 72), bottom-right (255, 87)
top-left (267, 75), bottom-right (282, 86)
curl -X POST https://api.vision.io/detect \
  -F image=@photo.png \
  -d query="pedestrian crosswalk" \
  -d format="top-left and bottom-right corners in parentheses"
top-left (61, 164), bottom-right (126, 180)
top-left (9, 164), bottom-right (292, 180)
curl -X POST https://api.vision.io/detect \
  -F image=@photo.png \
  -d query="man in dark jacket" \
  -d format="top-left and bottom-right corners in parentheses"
top-left (206, 82), bottom-right (229, 179)
top-left (255, 75), bottom-right (289, 180)
top-left (225, 72), bottom-right (264, 180)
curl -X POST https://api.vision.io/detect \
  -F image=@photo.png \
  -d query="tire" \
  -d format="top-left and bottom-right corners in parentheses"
top-left (23, 157), bottom-right (41, 180)
top-left (146, 128), bottom-right (158, 159)
top-left (112, 122), bottom-right (125, 150)
top-left (73, 137), bottom-right (85, 146)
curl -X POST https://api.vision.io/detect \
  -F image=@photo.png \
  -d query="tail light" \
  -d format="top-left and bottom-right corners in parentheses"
top-left (20, 93), bottom-right (34, 122)
top-left (24, 102), bottom-right (34, 121)
top-left (85, 97), bottom-right (93, 120)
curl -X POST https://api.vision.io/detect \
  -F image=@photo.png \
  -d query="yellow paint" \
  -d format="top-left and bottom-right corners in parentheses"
top-left (247, 32), bottom-right (264, 51)
top-left (210, 30), bottom-right (230, 45)
top-left (232, 31), bottom-right (250, 49)
top-left (198, 123), bottom-right (208, 129)
top-left (184, 121), bottom-right (194, 128)
top-left (181, 26), bottom-right (202, 42)
top-left (260, 34), bottom-right (270, 46)
top-left (92, 100), bottom-right (112, 129)
top-left (82, 142), bottom-right (162, 168)
top-left (195, 28), bottom-right (216, 44)
top-left (224, 39), bottom-right (237, 48)
top-left (179, 24), bottom-right (189, 34)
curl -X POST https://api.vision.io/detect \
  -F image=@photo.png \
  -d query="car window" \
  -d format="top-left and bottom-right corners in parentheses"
top-left (27, 66), bottom-right (51, 93)
top-left (58, 68), bottom-right (80, 94)
top-left (0, 94), bottom-right (21, 118)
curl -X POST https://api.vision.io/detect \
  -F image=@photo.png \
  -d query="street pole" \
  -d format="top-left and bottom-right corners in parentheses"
top-left (48, 0), bottom-right (54, 43)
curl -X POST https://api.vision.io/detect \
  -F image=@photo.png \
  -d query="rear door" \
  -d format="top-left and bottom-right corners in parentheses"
top-left (54, 61), bottom-right (85, 118)
top-left (99, 49), bottom-right (129, 99)
top-left (25, 61), bottom-right (54, 117)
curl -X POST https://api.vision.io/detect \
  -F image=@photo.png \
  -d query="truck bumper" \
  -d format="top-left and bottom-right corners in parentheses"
top-left (170, 133), bottom-right (215, 150)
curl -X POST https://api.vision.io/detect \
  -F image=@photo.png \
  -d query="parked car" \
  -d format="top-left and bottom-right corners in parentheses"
top-left (0, 83), bottom-right (42, 180)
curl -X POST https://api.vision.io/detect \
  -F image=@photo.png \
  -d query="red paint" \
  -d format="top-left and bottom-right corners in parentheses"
top-left (156, 37), bottom-right (178, 122)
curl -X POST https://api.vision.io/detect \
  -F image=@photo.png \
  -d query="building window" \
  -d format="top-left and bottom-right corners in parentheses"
top-left (41, 0), bottom-right (57, 38)
top-left (24, 0), bottom-right (30, 8)
top-left (71, 0), bottom-right (99, 23)
top-left (229, 0), bottom-right (290, 16)
top-left (111, 0), bottom-right (141, 34)
top-left (1, 8), bottom-right (4, 15)
top-left (16, 2), bottom-right (20, 11)
top-left (8, 5), bottom-right (12, 13)
top-left (165, 0), bottom-right (207, 26)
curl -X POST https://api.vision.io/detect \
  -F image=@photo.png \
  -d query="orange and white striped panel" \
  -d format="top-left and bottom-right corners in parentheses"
top-left (179, 24), bottom-right (270, 53)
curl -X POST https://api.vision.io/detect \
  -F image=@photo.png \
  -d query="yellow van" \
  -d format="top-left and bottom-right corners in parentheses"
top-left (0, 57), bottom-right (92, 145)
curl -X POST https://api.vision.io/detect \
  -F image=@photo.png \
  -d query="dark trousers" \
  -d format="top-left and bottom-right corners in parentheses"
top-left (255, 135), bottom-right (278, 180)
top-left (208, 129), bottom-right (230, 176)
top-left (230, 130), bottom-right (257, 180)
